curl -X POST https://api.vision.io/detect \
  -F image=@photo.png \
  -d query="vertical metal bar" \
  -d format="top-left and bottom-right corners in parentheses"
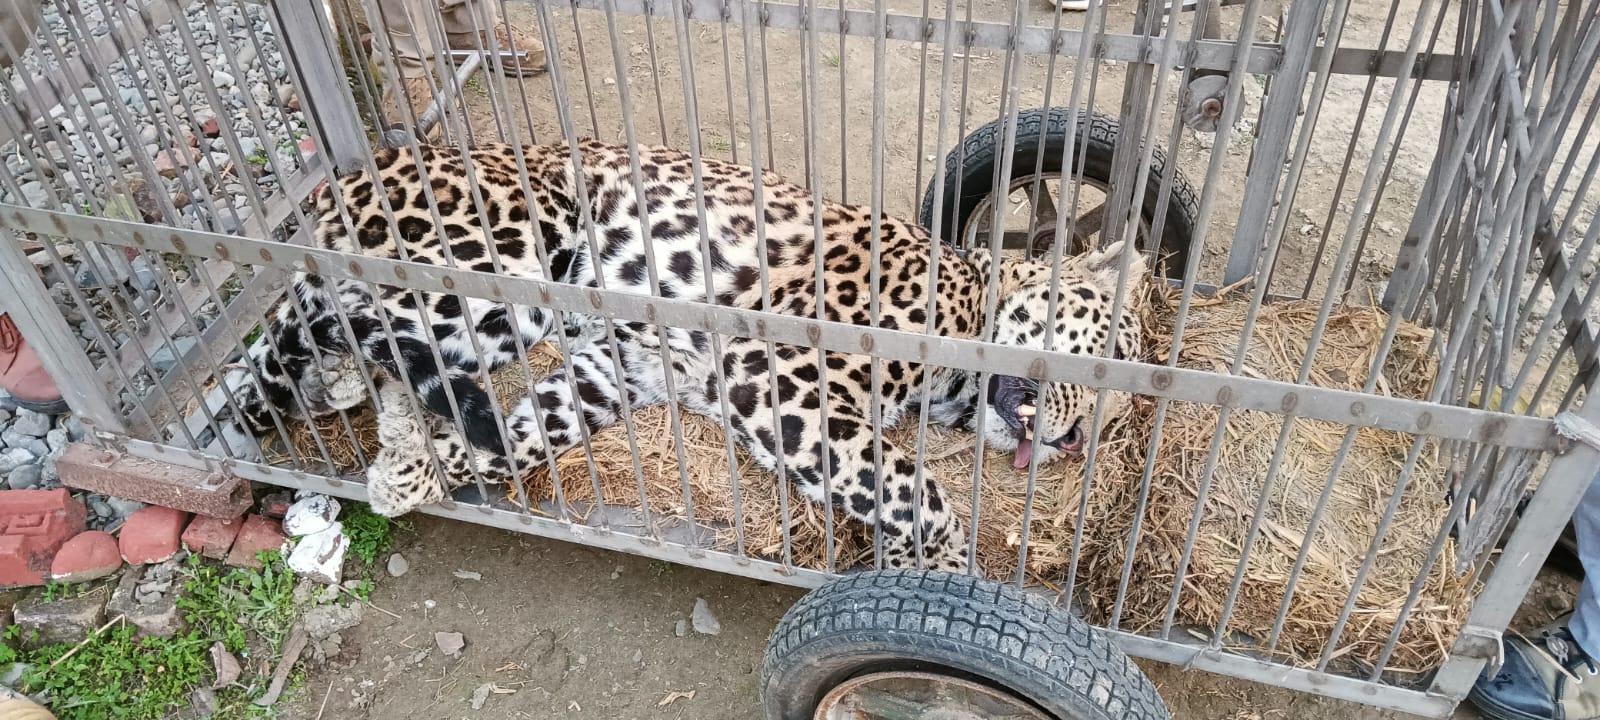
top-left (1430, 403), bottom-right (1600, 698)
top-left (663, 0), bottom-right (764, 557)
top-left (0, 233), bottom-right (125, 433)
top-left (272, 0), bottom-right (367, 173)
top-left (801, 0), bottom-right (837, 573)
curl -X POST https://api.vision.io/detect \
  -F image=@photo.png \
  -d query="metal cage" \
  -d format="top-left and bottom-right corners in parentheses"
top-left (1, 0), bottom-right (1597, 715)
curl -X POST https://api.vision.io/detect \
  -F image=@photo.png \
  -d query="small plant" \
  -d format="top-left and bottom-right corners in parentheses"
top-left (6, 553), bottom-right (306, 719)
top-left (823, 51), bottom-right (841, 68)
top-left (341, 502), bottom-right (398, 566)
top-left (41, 580), bottom-right (81, 602)
top-left (246, 147), bottom-right (270, 166)
top-left (708, 138), bottom-right (732, 152)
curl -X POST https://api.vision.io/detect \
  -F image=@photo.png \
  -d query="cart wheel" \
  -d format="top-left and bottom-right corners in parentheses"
top-left (761, 570), bottom-right (1170, 720)
top-left (919, 108), bottom-right (1199, 280)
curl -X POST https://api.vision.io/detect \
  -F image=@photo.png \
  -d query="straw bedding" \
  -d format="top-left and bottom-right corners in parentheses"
top-left (271, 289), bottom-right (1470, 674)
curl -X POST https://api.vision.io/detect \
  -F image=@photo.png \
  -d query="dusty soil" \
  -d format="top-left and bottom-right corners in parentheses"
top-left (285, 514), bottom-right (1581, 719)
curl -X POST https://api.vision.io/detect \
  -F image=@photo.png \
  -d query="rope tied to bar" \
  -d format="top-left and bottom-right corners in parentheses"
top-left (1554, 411), bottom-right (1600, 452)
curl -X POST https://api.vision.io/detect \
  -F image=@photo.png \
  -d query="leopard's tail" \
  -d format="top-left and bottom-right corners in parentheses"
top-left (362, 327), bottom-right (510, 459)
top-left (421, 372), bottom-right (507, 457)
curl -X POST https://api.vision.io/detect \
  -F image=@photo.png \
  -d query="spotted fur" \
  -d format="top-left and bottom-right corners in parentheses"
top-left (224, 140), bottom-right (1145, 572)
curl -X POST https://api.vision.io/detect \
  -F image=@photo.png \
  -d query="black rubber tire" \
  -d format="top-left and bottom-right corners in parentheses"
top-left (761, 570), bottom-right (1170, 720)
top-left (919, 108), bottom-right (1200, 279)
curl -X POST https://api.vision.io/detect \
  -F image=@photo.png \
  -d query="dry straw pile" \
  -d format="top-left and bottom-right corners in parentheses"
top-left (273, 288), bottom-right (1471, 673)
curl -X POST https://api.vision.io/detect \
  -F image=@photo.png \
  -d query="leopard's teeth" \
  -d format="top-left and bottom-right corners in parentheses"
top-left (1024, 427), bottom-right (1034, 440)
top-left (1018, 404), bottom-right (1036, 417)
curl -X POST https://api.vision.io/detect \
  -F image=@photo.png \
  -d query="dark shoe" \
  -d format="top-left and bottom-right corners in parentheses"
top-left (0, 313), bottom-right (69, 416)
top-left (1470, 615), bottom-right (1600, 719)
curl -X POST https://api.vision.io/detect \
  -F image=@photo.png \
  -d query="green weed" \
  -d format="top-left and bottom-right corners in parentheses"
top-left (340, 502), bottom-right (398, 566)
top-left (2, 553), bottom-right (304, 719)
top-left (41, 581), bottom-right (81, 602)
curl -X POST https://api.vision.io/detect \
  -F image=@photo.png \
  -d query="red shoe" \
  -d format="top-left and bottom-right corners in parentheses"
top-left (0, 313), bottom-right (70, 415)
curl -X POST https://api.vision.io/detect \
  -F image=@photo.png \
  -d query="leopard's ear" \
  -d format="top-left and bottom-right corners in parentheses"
top-left (1074, 240), bottom-right (1148, 311)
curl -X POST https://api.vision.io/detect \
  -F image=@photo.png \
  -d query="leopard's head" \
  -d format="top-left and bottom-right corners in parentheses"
top-left (968, 241), bottom-right (1146, 469)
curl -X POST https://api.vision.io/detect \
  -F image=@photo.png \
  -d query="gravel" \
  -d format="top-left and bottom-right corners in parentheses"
top-left (3, 1), bottom-right (310, 223)
top-left (0, 3), bottom-right (310, 447)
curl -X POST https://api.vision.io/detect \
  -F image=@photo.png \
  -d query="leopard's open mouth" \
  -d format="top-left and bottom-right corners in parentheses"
top-left (989, 375), bottom-right (1087, 469)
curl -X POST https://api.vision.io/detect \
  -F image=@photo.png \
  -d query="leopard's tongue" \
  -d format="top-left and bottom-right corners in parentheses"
top-left (1013, 440), bottom-right (1034, 469)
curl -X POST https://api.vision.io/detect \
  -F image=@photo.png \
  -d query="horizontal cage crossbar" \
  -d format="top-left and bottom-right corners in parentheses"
top-left (0, 204), bottom-right (1559, 451)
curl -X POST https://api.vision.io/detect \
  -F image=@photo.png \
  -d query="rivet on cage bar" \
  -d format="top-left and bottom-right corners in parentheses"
top-left (50, 216), bottom-right (66, 234)
top-left (259, 249), bottom-right (272, 262)
top-left (859, 334), bottom-right (874, 352)
top-left (1151, 370), bottom-right (1173, 390)
top-left (92, 225), bottom-right (104, 238)
top-left (395, 266), bottom-right (407, 280)
top-left (1216, 386), bottom-right (1235, 406)
top-left (304, 254), bottom-right (320, 273)
top-left (442, 275), bottom-right (456, 290)
top-left (645, 304), bottom-right (658, 323)
top-left (348, 261), bottom-right (363, 277)
top-left (172, 237), bottom-right (187, 254)
top-left (1350, 401), bottom-right (1366, 416)
top-left (588, 289), bottom-right (603, 309)
top-left (1416, 411), bottom-right (1433, 430)
top-left (214, 243), bottom-right (229, 259)
top-left (1281, 393), bottom-right (1300, 413)
top-left (1094, 363), bottom-right (1108, 380)
top-left (133, 231), bottom-right (147, 246)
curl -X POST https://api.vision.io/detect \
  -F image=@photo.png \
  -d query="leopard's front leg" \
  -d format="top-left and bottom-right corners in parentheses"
top-left (368, 333), bottom-right (670, 516)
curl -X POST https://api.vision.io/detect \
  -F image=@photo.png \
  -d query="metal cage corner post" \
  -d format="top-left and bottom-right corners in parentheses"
top-left (0, 0), bottom-right (1596, 716)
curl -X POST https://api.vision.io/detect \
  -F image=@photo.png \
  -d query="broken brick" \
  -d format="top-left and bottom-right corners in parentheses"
top-left (0, 489), bottom-right (87, 588)
top-left (50, 530), bottom-right (121, 583)
top-left (119, 506), bottom-right (189, 565)
top-left (227, 515), bottom-right (287, 568)
top-left (182, 515), bottom-right (243, 560)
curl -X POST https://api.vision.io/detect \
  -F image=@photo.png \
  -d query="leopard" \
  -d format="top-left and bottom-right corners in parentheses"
top-left (221, 139), bottom-right (1146, 572)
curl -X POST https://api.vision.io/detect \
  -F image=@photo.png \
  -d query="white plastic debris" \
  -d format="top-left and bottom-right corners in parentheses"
top-left (283, 494), bottom-right (340, 537)
top-left (287, 522), bottom-right (349, 584)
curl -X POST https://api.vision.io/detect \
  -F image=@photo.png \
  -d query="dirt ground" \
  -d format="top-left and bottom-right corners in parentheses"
top-left (285, 514), bottom-right (1581, 719)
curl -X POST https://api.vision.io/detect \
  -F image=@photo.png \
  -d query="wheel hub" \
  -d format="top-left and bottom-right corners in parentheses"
top-left (814, 671), bottom-right (1052, 720)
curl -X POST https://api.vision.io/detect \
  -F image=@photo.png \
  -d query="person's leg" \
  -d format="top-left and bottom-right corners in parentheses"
top-left (1470, 470), bottom-right (1600, 720)
top-left (376, 0), bottom-right (440, 80)
top-left (0, 313), bottom-right (69, 415)
top-left (374, 0), bottom-right (445, 132)
top-left (1568, 471), bottom-right (1600, 655)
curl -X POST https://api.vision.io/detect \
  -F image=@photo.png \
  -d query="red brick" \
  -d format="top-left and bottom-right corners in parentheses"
top-left (119, 506), bottom-right (189, 565)
top-left (51, 531), bottom-right (121, 583)
top-left (182, 515), bottom-right (243, 560)
top-left (297, 136), bottom-right (317, 156)
top-left (0, 489), bottom-right (87, 588)
top-left (227, 515), bottom-right (287, 568)
top-left (201, 117), bottom-right (220, 137)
